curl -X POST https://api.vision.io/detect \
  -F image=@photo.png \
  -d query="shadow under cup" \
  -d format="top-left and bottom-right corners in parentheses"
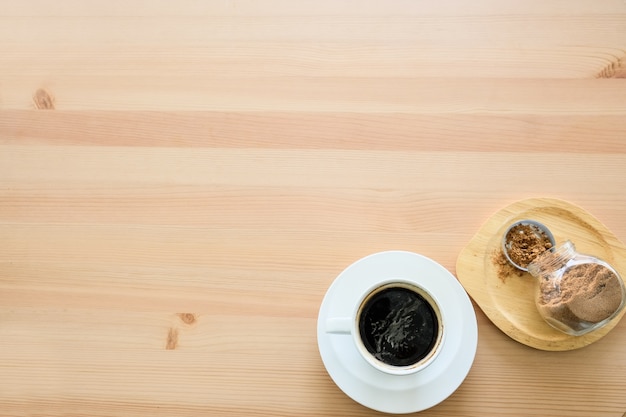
top-left (356, 282), bottom-right (444, 374)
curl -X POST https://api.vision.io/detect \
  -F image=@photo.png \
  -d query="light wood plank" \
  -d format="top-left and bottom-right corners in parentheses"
top-left (2, 111), bottom-right (626, 152)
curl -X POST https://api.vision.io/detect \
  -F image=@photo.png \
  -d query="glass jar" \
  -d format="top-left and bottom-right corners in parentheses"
top-left (527, 241), bottom-right (626, 336)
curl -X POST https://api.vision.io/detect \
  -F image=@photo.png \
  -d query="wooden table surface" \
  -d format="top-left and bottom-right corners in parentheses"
top-left (2, 1), bottom-right (626, 416)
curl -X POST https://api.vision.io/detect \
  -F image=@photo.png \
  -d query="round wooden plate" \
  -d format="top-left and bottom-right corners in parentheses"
top-left (456, 198), bottom-right (626, 351)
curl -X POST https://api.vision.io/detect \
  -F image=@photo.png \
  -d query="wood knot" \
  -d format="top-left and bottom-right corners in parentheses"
top-left (596, 55), bottom-right (625, 79)
top-left (165, 327), bottom-right (179, 350)
top-left (177, 313), bottom-right (197, 325)
top-left (33, 88), bottom-right (55, 109)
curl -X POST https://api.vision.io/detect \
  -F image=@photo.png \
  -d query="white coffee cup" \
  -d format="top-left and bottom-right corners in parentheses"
top-left (326, 278), bottom-right (445, 376)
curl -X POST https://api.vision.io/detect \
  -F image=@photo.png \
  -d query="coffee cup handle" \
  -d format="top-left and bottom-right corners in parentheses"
top-left (325, 317), bottom-right (352, 334)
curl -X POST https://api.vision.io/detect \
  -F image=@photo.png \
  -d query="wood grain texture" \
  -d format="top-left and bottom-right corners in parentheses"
top-left (1, 1), bottom-right (626, 416)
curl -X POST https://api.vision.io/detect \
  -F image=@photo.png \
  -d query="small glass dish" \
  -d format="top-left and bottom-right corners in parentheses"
top-left (502, 220), bottom-right (556, 271)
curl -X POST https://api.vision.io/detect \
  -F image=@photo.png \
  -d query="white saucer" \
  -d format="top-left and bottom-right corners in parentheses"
top-left (317, 251), bottom-right (478, 414)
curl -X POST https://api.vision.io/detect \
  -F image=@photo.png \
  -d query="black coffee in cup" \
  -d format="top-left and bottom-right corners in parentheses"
top-left (358, 285), bottom-right (439, 367)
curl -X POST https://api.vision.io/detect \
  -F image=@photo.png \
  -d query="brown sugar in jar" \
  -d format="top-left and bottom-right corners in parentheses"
top-left (527, 241), bottom-right (626, 335)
